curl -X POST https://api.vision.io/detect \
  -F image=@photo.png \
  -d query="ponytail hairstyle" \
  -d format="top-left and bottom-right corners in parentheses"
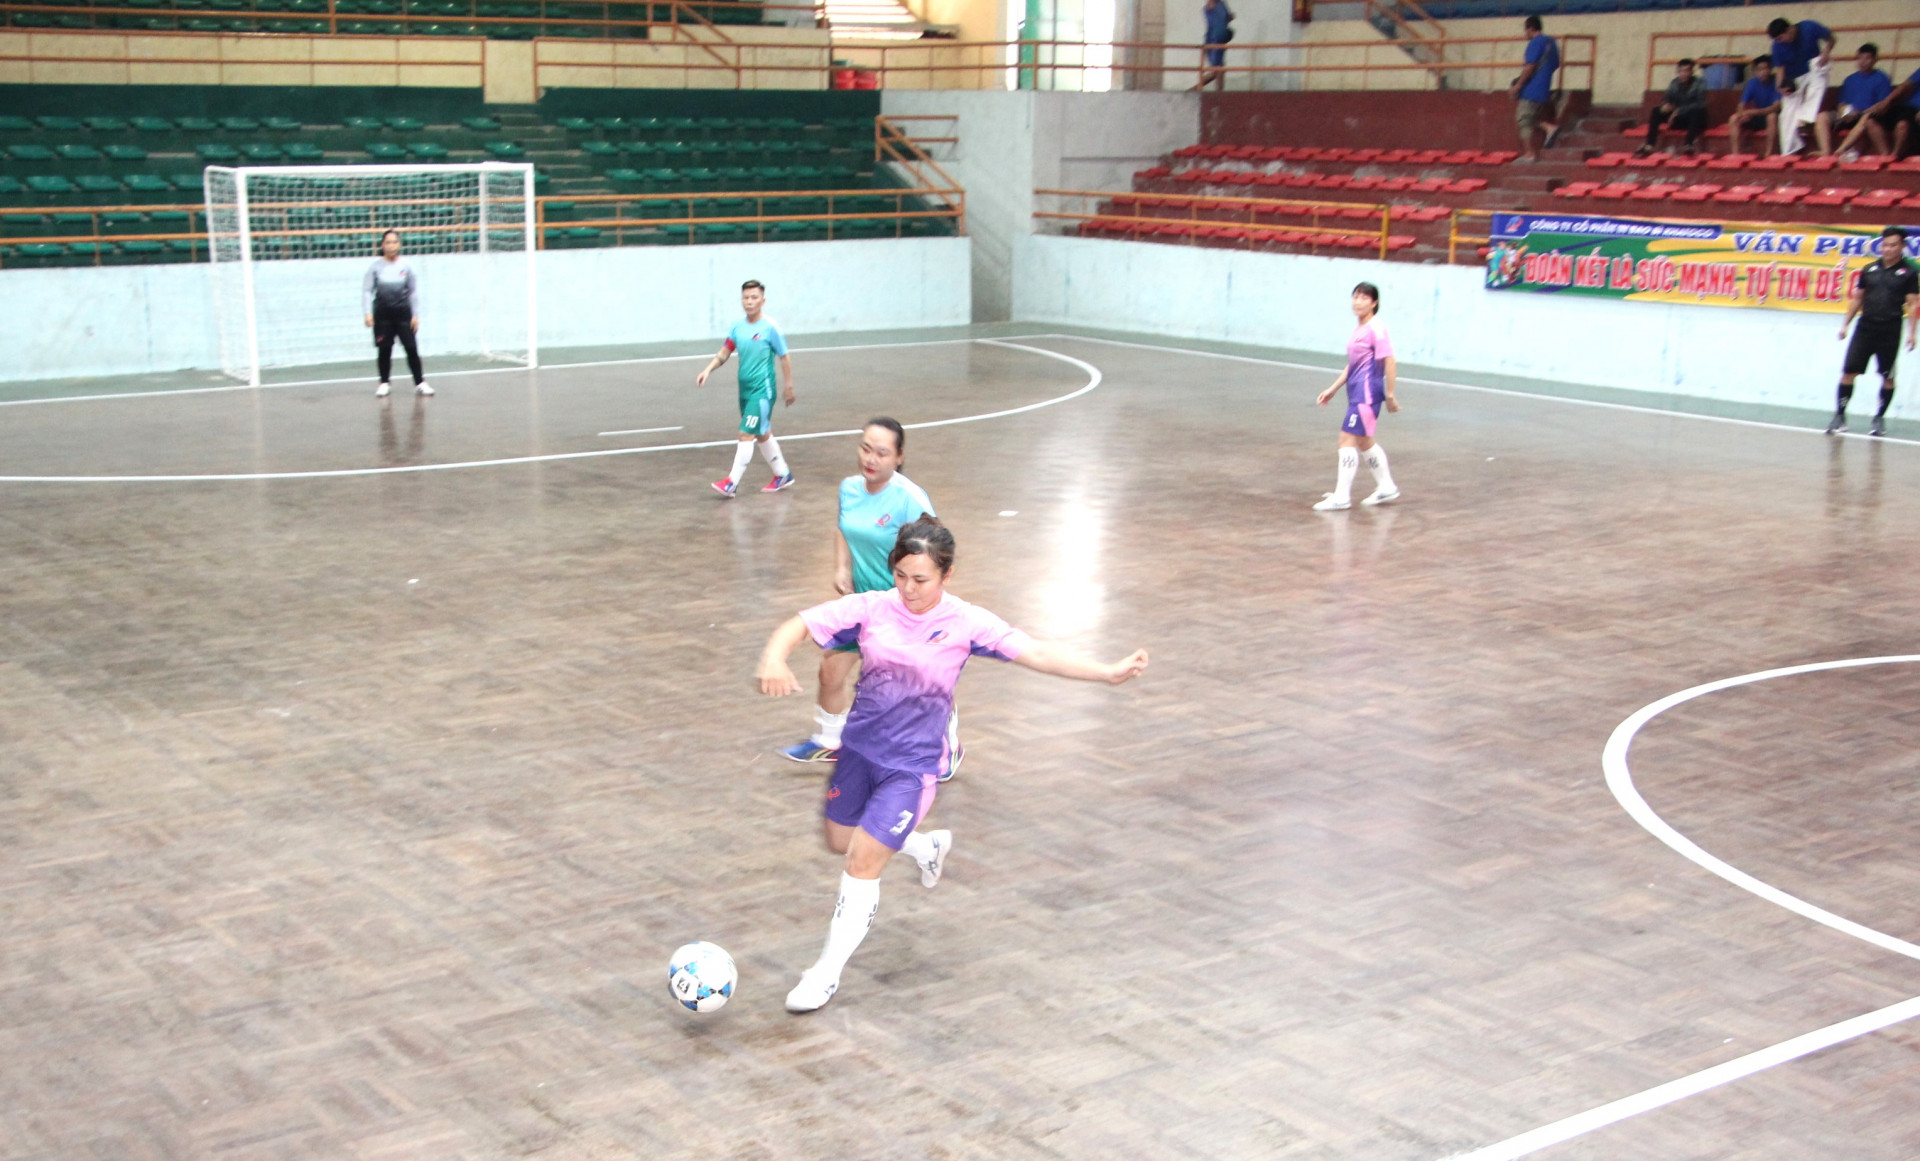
top-left (888, 516), bottom-right (955, 576)
top-left (864, 415), bottom-right (906, 458)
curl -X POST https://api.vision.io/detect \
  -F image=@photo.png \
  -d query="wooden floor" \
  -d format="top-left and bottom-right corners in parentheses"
top-left (2, 330), bottom-right (1917, 1160)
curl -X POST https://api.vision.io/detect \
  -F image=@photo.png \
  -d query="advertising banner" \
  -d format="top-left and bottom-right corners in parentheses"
top-left (1482, 212), bottom-right (1917, 314)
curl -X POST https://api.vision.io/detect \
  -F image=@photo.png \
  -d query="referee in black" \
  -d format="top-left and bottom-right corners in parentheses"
top-left (1829, 226), bottom-right (1920, 437)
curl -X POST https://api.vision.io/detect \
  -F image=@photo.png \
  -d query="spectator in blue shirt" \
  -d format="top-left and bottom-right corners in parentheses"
top-left (1830, 44), bottom-right (1896, 157)
top-left (1192, 0), bottom-right (1234, 92)
top-left (1768, 16), bottom-right (1834, 155)
top-left (1728, 56), bottom-right (1782, 158)
top-left (1851, 67), bottom-right (1920, 161)
top-left (1508, 15), bottom-right (1560, 162)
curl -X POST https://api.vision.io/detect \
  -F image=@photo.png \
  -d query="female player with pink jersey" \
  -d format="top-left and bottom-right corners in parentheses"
top-left (756, 517), bottom-right (1149, 1012)
top-left (1313, 282), bottom-right (1401, 511)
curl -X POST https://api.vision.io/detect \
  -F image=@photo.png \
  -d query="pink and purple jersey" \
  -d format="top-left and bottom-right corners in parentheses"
top-left (1345, 317), bottom-right (1394, 408)
top-left (799, 588), bottom-right (1030, 775)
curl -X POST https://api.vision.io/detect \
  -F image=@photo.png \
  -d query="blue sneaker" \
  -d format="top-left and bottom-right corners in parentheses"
top-left (762, 473), bottom-right (796, 493)
top-left (711, 477), bottom-right (738, 498)
top-left (780, 739), bottom-right (838, 764)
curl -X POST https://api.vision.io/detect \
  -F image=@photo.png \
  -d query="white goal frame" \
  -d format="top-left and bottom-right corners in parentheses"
top-left (204, 162), bottom-right (539, 386)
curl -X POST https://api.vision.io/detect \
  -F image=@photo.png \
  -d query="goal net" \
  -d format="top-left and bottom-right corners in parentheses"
top-left (205, 163), bottom-right (537, 385)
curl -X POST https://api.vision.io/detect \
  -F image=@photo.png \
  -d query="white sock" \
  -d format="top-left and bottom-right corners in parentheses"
top-left (1363, 445), bottom-right (1395, 493)
top-left (1332, 447), bottom-right (1359, 502)
top-left (811, 873), bottom-right (880, 980)
top-left (811, 704), bottom-right (847, 749)
top-left (759, 437), bottom-right (789, 478)
top-left (900, 830), bottom-right (936, 864)
top-left (727, 440), bottom-right (754, 484)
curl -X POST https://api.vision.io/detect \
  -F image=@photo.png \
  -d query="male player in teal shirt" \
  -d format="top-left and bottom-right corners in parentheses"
top-left (697, 279), bottom-right (796, 496)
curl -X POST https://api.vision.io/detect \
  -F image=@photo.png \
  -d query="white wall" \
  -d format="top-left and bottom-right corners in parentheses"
top-left (0, 237), bottom-right (971, 384)
top-left (1012, 234), bottom-right (1880, 417)
top-left (882, 88), bottom-right (1198, 321)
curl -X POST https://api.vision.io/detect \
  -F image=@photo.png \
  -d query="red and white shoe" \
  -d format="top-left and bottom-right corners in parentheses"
top-left (762, 473), bottom-right (795, 493)
top-left (711, 478), bottom-right (739, 498)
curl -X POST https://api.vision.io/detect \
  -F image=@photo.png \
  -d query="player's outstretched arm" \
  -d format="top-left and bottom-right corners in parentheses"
top-left (1013, 642), bottom-right (1149, 686)
top-left (696, 344), bottom-right (731, 387)
top-left (757, 615), bottom-right (815, 696)
top-left (1317, 370), bottom-right (1348, 406)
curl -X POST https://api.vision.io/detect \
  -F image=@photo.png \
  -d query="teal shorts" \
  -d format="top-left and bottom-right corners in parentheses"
top-left (738, 391), bottom-right (774, 436)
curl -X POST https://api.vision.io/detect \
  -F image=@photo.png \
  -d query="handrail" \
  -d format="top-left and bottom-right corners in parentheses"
top-left (1036, 187), bottom-right (1394, 260)
top-left (874, 114), bottom-right (965, 234)
top-left (1645, 23), bottom-right (1919, 96)
top-left (0, 0), bottom-right (821, 35)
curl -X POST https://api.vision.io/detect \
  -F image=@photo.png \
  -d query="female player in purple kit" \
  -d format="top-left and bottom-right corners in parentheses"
top-left (756, 517), bottom-right (1149, 1012)
top-left (1313, 281), bottom-right (1401, 511)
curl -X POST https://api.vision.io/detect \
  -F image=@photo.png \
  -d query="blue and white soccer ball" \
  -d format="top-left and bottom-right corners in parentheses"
top-left (667, 941), bottom-right (736, 1013)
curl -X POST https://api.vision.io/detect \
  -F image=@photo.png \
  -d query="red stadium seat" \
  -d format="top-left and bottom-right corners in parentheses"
top-left (1552, 181), bottom-right (1602, 198)
top-left (1227, 145), bottom-right (1264, 161)
top-left (1621, 125), bottom-right (1648, 138)
top-left (1477, 151), bottom-right (1519, 165)
top-left (1255, 146), bottom-right (1289, 162)
top-left (1628, 183), bottom-right (1683, 200)
top-left (1854, 188), bottom-right (1909, 208)
top-left (1319, 147), bottom-right (1355, 160)
top-left (1110, 195), bottom-right (1139, 212)
top-left (1388, 203), bottom-right (1425, 218)
top-left (1801, 186), bottom-right (1860, 205)
top-left (1200, 144), bottom-right (1237, 159)
top-left (1409, 206), bottom-right (1450, 222)
top-left (1306, 233), bottom-right (1341, 246)
top-left (1754, 185), bottom-right (1811, 205)
top-left (1590, 182), bottom-right (1638, 199)
top-left (1663, 155), bottom-right (1704, 170)
top-left (1173, 169), bottom-right (1207, 183)
top-left (1586, 152), bottom-right (1632, 168)
top-left (1223, 171), bottom-right (1261, 186)
top-left (1386, 234), bottom-right (1417, 250)
top-left (1269, 230), bottom-right (1309, 244)
top-left (1337, 206), bottom-right (1376, 219)
top-left (1348, 147), bottom-right (1384, 162)
top-left (1442, 177), bottom-right (1488, 193)
top-left (1704, 124), bottom-right (1729, 138)
top-left (1839, 157), bottom-right (1886, 172)
top-left (1891, 157), bottom-right (1920, 172)
top-left (1668, 183), bottom-right (1724, 202)
top-left (1439, 150), bottom-right (1478, 165)
top-left (1283, 173), bottom-right (1319, 188)
top-left (1346, 175), bottom-right (1384, 190)
top-left (1377, 148), bottom-right (1414, 163)
top-left (1709, 184), bottom-right (1766, 203)
top-left (1791, 154), bottom-right (1838, 171)
top-left (1748, 155), bottom-right (1793, 170)
top-left (1408, 149), bottom-right (1446, 164)
top-left (1172, 145), bottom-right (1207, 158)
top-left (1622, 153), bottom-right (1666, 169)
top-left (1281, 146), bottom-right (1319, 161)
top-left (1317, 173), bottom-right (1354, 188)
top-left (1408, 178), bottom-right (1450, 192)
top-left (1706, 154), bottom-right (1753, 170)
top-left (1901, 196), bottom-right (1920, 209)
top-left (1253, 171), bottom-right (1287, 187)
top-left (1333, 234), bottom-right (1375, 249)
top-left (1378, 176), bottom-right (1417, 191)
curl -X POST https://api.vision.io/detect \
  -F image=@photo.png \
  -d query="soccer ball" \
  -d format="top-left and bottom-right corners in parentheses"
top-left (667, 942), bottom-right (736, 1013)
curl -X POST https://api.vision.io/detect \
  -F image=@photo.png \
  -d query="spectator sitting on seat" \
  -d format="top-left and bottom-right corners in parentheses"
top-left (1728, 56), bottom-right (1782, 158)
top-left (1824, 43), bottom-right (1893, 157)
top-left (1840, 60), bottom-right (1919, 160)
top-left (1508, 15), bottom-right (1560, 164)
top-left (1636, 58), bottom-right (1709, 157)
top-left (1769, 15), bottom-right (1834, 156)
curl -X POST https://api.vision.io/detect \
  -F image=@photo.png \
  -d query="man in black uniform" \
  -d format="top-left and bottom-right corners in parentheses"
top-left (1829, 226), bottom-right (1920, 437)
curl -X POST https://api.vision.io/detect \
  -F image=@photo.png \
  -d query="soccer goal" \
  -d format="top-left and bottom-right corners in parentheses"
top-left (205, 163), bottom-right (538, 386)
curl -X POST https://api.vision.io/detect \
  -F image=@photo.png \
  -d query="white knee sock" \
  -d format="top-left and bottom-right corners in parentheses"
top-left (1364, 445), bottom-right (1395, 492)
top-left (1332, 447), bottom-right (1359, 502)
top-left (812, 704), bottom-right (847, 749)
top-left (811, 873), bottom-right (880, 980)
top-left (759, 437), bottom-right (789, 478)
top-left (900, 830), bottom-right (936, 864)
top-left (727, 440), bottom-right (755, 484)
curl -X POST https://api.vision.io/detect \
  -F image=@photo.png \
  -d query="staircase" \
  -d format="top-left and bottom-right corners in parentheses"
top-left (1363, 0), bottom-right (1451, 90)
top-left (822, 0), bottom-right (954, 41)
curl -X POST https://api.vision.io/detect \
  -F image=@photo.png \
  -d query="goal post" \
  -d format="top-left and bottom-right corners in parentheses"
top-left (204, 163), bottom-right (538, 386)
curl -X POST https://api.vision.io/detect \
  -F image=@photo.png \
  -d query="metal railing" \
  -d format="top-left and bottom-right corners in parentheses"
top-left (1646, 24), bottom-right (1920, 96)
top-left (0, 202), bottom-right (211, 265)
top-left (0, 0), bottom-right (818, 36)
top-left (1035, 188), bottom-right (1397, 259)
top-left (535, 187), bottom-right (959, 243)
top-left (874, 113), bottom-right (963, 232)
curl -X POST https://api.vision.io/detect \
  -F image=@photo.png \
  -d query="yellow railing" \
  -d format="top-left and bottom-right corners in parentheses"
top-left (1035, 188), bottom-right (1397, 260)
top-left (1646, 24), bottom-right (1920, 96)
top-left (874, 114), bottom-right (965, 234)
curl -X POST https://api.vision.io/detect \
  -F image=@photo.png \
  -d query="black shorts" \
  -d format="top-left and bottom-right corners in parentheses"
top-left (1871, 104), bottom-right (1918, 131)
top-left (372, 305), bottom-right (413, 344)
top-left (1844, 321), bottom-right (1902, 377)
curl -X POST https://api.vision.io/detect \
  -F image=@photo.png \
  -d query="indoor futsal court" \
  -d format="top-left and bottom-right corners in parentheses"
top-left (3, 327), bottom-right (1917, 1159)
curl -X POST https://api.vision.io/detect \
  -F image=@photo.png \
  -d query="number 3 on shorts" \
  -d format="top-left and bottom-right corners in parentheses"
top-left (890, 810), bottom-right (913, 835)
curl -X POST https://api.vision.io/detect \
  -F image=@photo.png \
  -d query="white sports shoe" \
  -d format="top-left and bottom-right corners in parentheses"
top-left (1312, 493), bottom-right (1351, 511)
top-left (915, 829), bottom-right (952, 889)
top-left (1361, 487), bottom-right (1400, 507)
top-left (415, 381), bottom-right (434, 397)
top-left (375, 382), bottom-right (391, 398)
top-left (784, 968), bottom-right (839, 1013)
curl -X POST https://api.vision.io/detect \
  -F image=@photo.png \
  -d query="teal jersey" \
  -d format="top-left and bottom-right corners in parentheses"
top-left (726, 315), bottom-right (787, 397)
top-left (839, 473), bottom-right (935, 593)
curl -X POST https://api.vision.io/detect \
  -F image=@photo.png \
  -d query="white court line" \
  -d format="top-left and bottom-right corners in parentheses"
top-left (1022, 333), bottom-right (1920, 449)
top-left (597, 425), bottom-right (684, 437)
top-left (1446, 656), bottom-right (1920, 1160)
top-left (0, 337), bottom-right (981, 409)
top-left (0, 338), bottom-right (1097, 483)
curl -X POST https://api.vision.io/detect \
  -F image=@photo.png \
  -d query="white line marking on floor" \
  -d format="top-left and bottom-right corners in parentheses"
top-left (0, 338), bottom-right (1098, 483)
top-left (1446, 655), bottom-right (1920, 1160)
top-left (1022, 333), bottom-right (1920, 449)
top-left (596, 425), bottom-right (685, 437)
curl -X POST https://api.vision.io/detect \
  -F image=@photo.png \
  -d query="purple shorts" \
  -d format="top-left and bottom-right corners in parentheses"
top-left (823, 747), bottom-right (937, 850)
top-left (1342, 399), bottom-right (1379, 438)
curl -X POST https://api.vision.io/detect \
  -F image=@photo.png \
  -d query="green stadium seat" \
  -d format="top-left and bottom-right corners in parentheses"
top-left (658, 140), bottom-right (694, 160)
top-left (176, 117), bottom-right (218, 133)
top-left (364, 142), bottom-right (407, 160)
top-left (148, 209), bottom-right (191, 232)
top-left (1, 213), bottom-right (48, 236)
top-left (243, 144), bottom-right (284, 162)
top-left (541, 200), bottom-right (573, 221)
top-left (9, 13), bottom-right (59, 27)
top-left (263, 116), bottom-right (303, 131)
top-left (484, 141), bottom-right (524, 159)
top-left (581, 140), bottom-right (619, 157)
top-left (180, 19), bottom-right (223, 32)
top-left (129, 117), bottom-right (173, 133)
top-left (681, 166), bottom-right (718, 187)
top-left (26, 175), bottom-right (77, 194)
top-left (35, 116), bottom-right (82, 132)
top-left (84, 116), bottom-right (129, 132)
top-left (62, 241), bottom-right (113, 262)
top-left (171, 174), bottom-right (206, 191)
top-left (555, 117), bottom-right (594, 133)
top-left (74, 176), bottom-right (122, 194)
top-left (0, 176), bottom-right (22, 199)
top-left (558, 225), bottom-right (601, 246)
top-left (51, 210), bottom-right (95, 229)
top-left (407, 142), bottom-right (448, 160)
top-left (118, 239), bottom-right (165, 259)
top-left (8, 144), bottom-right (57, 162)
top-left (463, 116), bottom-right (501, 132)
top-left (594, 117), bottom-right (629, 133)
top-left (196, 144), bottom-right (240, 162)
top-left (663, 116), bottom-right (697, 134)
top-left (0, 116), bottom-right (32, 132)
top-left (101, 211), bottom-right (146, 233)
top-left (386, 116), bottom-right (425, 131)
top-left (606, 167), bottom-right (644, 186)
top-left (345, 116), bottom-right (384, 131)
top-left (124, 174), bottom-right (172, 195)
top-left (285, 142), bottom-right (325, 161)
top-left (770, 219), bottom-right (812, 242)
top-left (698, 221), bottom-right (744, 243)
top-left (104, 144), bottom-right (147, 161)
top-left (166, 238), bottom-right (203, 259)
top-left (11, 242), bottom-right (69, 266)
top-left (220, 116), bottom-right (260, 132)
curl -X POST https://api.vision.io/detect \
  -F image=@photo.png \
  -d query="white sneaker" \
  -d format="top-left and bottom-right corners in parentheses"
top-left (1361, 487), bottom-right (1400, 507)
top-left (415, 381), bottom-right (434, 397)
top-left (915, 829), bottom-right (951, 889)
top-left (375, 382), bottom-right (391, 398)
top-left (784, 968), bottom-right (839, 1013)
top-left (1312, 493), bottom-right (1351, 511)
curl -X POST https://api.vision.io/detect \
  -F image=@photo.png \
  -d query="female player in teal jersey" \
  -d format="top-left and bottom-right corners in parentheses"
top-left (696, 279), bottom-right (797, 497)
top-left (780, 418), bottom-right (968, 777)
